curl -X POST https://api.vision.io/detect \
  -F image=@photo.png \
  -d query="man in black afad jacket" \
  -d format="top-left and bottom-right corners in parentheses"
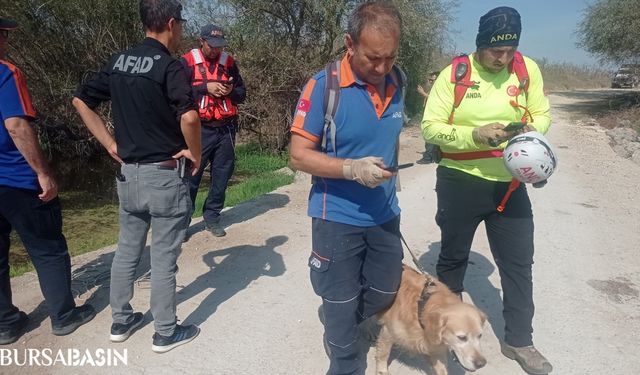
top-left (73, 0), bottom-right (202, 353)
top-left (181, 24), bottom-right (246, 238)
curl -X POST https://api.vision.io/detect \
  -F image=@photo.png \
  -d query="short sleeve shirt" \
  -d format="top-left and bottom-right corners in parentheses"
top-left (74, 38), bottom-right (197, 163)
top-left (0, 60), bottom-right (38, 190)
top-left (291, 56), bottom-right (404, 226)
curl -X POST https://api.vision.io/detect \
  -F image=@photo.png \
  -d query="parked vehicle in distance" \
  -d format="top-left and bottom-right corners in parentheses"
top-left (611, 64), bottom-right (640, 88)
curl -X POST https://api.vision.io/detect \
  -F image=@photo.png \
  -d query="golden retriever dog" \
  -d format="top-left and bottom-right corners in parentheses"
top-left (375, 265), bottom-right (487, 375)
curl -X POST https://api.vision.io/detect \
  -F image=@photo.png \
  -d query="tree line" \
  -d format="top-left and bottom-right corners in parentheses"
top-left (3, 0), bottom-right (629, 167)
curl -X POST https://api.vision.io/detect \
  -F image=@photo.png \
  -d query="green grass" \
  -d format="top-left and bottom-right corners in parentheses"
top-left (9, 191), bottom-right (119, 278)
top-left (9, 144), bottom-right (293, 278)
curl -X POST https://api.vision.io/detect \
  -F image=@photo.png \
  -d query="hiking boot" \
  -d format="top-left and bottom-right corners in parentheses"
top-left (0, 311), bottom-right (28, 345)
top-left (52, 304), bottom-right (96, 336)
top-left (151, 324), bottom-right (200, 353)
top-left (416, 156), bottom-right (434, 164)
top-left (501, 343), bottom-right (553, 374)
top-left (110, 312), bottom-right (144, 343)
top-left (206, 221), bottom-right (226, 237)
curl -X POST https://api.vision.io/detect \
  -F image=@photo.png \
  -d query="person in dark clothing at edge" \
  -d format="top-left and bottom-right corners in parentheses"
top-left (290, 2), bottom-right (405, 374)
top-left (72, 0), bottom-right (202, 353)
top-left (422, 6), bottom-right (553, 374)
top-left (0, 16), bottom-right (96, 345)
top-left (181, 25), bottom-right (246, 238)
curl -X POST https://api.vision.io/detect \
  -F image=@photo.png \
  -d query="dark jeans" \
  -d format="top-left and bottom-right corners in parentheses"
top-left (188, 122), bottom-right (236, 225)
top-left (435, 166), bottom-right (535, 347)
top-left (0, 186), bottom-right (75, 328)
top-left (309, 216), bottom-right (403, 375)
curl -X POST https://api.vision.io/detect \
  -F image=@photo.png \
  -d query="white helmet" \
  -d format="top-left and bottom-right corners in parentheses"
top-left (503, 131), bottom-right (558, 184)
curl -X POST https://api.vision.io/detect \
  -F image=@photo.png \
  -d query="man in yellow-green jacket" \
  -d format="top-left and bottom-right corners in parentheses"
top-left (422, 7), bottom-right (552, 375)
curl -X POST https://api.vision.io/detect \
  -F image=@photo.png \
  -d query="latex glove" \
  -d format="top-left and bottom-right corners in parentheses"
top-left (472, 123), bottom-right (509, 146)
top-left (342, 157), bottom-right (391, 188)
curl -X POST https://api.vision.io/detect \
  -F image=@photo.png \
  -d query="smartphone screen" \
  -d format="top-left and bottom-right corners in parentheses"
top-left (504, 122), bottom-right (526, 132)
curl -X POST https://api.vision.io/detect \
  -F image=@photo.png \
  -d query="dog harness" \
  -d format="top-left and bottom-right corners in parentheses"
top-left (417, 276), bottom-right (438, 330)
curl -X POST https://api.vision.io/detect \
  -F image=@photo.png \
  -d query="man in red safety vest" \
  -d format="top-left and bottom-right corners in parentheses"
top-left (181, 24), bottom-right (246, 238)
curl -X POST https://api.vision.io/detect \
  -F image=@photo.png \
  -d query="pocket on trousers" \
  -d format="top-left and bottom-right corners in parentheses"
top-left (30, 198), bottom-right (63, 238)
top-left (308, 248), bottom-right (332, 273)
top-left (148, 180), bottom-right (181, 217)
top-left (116, 179), bottom-right (131, 210)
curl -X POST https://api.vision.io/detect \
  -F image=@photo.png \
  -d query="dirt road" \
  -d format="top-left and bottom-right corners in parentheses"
top-left (5, 90), bottom-right (640, 374)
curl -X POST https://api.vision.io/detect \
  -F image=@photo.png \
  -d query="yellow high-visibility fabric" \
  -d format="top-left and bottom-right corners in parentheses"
top-left (421, 53), bottom-right (551, 182)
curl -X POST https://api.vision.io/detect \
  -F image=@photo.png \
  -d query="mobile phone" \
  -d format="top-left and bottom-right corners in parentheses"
top-left (178, 157), bottom-right (186, 178)
top-left (386, 162), bottom-right (414, 172)
top-left (504, 122), bottom-right (526, 132)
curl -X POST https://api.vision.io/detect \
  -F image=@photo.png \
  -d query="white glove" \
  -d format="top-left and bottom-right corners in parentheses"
top-left (342, 157), bottom-right (388, 188)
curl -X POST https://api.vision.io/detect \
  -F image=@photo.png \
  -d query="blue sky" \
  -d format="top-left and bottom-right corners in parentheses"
top-left (451, 0), bottom-right (600, 67)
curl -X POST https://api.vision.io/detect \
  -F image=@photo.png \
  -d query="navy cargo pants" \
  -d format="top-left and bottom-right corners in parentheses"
top-left (435, 166), bottom-right (535, 347)
top-left (0, 187), bottom-right (76, 328)
top-left (309, 216), bottom-right (403, 375)
top-left (188, 122), bottom-right (236, 225)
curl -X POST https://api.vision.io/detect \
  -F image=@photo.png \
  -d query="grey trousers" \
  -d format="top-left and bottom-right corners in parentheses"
top-left (111, 163), bottom-right (191, 336)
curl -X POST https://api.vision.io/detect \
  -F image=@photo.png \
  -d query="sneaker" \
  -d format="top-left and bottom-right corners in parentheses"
top-left (501, 343), bottom-right (553, 374)
top-left (206, 221), bottom-right (226, 237)
top-left (52, 304), bottom-right (97, 336)
top-left (151, 324), bottom-right (200, 353)
top-left (0, 311), bottom-right (29, 345)
top-left (110, 312), bottom-right (144, 343)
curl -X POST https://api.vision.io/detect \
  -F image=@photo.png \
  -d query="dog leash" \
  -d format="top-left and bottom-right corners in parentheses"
top-left (400, 232), bottom-right (427, 275)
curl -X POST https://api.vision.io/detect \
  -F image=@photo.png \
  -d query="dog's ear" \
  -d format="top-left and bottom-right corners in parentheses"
top-left (425, 310), bottom-right (448, 344)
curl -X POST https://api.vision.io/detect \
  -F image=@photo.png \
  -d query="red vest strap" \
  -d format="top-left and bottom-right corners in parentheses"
top-left (509, 51), bottom-right (529, 93)
top-left (441, 150), bottom-right (503, 160)
top-left (450, 55), bottom-right (474, 110)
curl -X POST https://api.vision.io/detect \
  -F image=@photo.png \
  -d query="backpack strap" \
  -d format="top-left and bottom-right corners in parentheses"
top-left (390, 65), bottom-right (406, 191)
top-left (509, 51), bottom-right (529, 97)
top-left (321, 60), bottom-right (341, 156)
top-left (449, 54), bottom-right (474, 124)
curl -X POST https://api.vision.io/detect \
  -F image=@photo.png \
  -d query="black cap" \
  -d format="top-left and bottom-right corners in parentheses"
top-left (0, 17), bottom-right (18, 30)
top-left (173, 3), bottom-right (187, 22)
top-left (475, 7), bottom-right (521, 49)
top-left (200, 24), bottom-right (228, 48)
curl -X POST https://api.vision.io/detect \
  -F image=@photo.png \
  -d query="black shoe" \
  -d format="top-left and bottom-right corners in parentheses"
top-left (110, 312), bottom-right (144, 343)
top-left (416, 156), bottom-right (434, 164)
top-left (206, 221), bottom-right (226, 237)
top-left (52, 304), bottom-right (96, 336)
top-left (151, 324), bottom-right (200, 353)
top-left (0, 311), bottom-right (29, 345)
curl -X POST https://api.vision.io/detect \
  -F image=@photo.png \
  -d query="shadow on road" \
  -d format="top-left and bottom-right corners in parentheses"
top-left (186, 193), bottom-right (290, 236)
top-left (176, 235), bottom-right (287, 326)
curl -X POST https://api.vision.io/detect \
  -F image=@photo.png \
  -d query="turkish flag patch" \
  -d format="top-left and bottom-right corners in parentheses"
top-left (297, 99), bottom-right (311, 113)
